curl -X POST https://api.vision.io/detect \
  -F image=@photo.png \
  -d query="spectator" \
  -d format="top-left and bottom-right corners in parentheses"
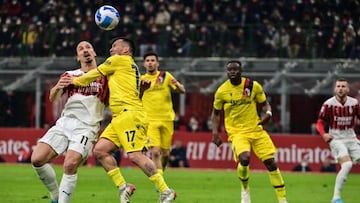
top-left (292, 155), bottom-right (312, 172)
top-left (32, 22), bottom-right (50, 56)
top-left (310, 123), bottom-right (319, 135)
top-left (22, 23), bottom-right (38, 55)
top-left (320, 157), bottom-right (337, 173)
top-left (202, 116), bottom-right (212, 132)
top-left (310, 17), bottom-right (326, 58)
top-left (0, 19), bottom-right (21, 56)
top-left (342, 24), bottom-right (356, 58)
top-left (194, 25), bottom-right (213, 57)
top-left (155, 3), bottom-right (171, 26)
top-left (0, 91), bottom-right (17, 127)
top-left (325, 25), bottom-right (341, 58)
top-left (230, 27), bottom-right (247, 57)
top-left (5, 0), bottom-right (22, 17)
top-left (273, 27), bottom-right (290, 58)
top-left (169, 140), bottom-right (189, 168)
top-left (214, 24), bottom-right (235, 57)
top-left (139, 24), bottom-right (160, 57)
top-left (188, 115), bottom-right (199, 132)
top-left (17, 148), bottom-right (32, 163)
top-left (0, 155), bottom-right (5, 163)
top-left (167, 20), bottom-right (192, 57)
top-left (263, 22), bottom-right (278, 57)
top-left (288, 21), bottom-right (304, 58)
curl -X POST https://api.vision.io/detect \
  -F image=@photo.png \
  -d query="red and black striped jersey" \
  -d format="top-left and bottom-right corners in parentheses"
top-left (62, 70), bottom-right (109, 104)
top-left (59, 69), bottom-right (108, 125)
top-left (318, 96), bottom-right (360, 139)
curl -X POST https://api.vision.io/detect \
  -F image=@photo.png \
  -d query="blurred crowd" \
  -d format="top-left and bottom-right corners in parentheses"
top-left (1, 0), bottom-right (360, 58)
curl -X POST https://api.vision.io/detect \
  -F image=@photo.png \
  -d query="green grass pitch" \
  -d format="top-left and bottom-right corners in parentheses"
top-left (0, 163), bottom-right (358, 203)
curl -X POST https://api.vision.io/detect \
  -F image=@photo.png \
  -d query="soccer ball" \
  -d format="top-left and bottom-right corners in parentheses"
top-left (95, 5), bottom-right (120, 31)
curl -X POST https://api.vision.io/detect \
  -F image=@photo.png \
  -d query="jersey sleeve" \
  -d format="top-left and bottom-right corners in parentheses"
top-left (166, 72), bottom-right (177, 90)
top-left (316, 118), bottom-right (326, 136)
top-left (213, 89), bottom-right (224, 110)
top-left (356, 103), bottom-right (360, 119)
top-left (253, 81), bottom-right (267, 103)
top-left (318, 103), bottom-right (328, 120)
top-left (73, 68), bottom-right (102, 86)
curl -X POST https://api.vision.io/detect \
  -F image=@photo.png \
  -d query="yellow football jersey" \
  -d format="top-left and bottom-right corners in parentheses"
top-left (141, 71), bottom-right (177, 121)
top-left (97, 55), bottom-right (143, 114)
top-left (213, 77), bottom-right (266, 134)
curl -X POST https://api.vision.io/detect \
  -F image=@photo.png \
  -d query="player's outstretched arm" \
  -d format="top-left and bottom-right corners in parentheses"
top-left (72, 69), bottom-right (102, 86)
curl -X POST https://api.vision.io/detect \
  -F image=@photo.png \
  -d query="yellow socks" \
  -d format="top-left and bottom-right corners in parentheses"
top-left (268, 168), bottom-right (286, 200)
top-left (157, 169), bottom-right (164, 176)
top-left (237, 164), bottom-right (250, 189)
top-left (107, 168), bottom-right (126, 187)
top-left (149, 172), bottom-right (168, 193)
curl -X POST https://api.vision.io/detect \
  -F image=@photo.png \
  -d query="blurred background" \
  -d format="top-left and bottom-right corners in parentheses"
top-left (1, 0), bottom-right (360, 134)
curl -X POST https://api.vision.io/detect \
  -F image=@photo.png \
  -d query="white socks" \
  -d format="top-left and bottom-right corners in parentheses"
top-left (333, 161), bottom-right (352, 199)
top-left (59, 174), bottom-right (78, 203)
top-left (33, 163), bottom-right (59, 201)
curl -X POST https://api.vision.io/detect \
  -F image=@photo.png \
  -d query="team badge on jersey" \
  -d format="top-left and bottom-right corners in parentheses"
top-left (156, 71), bottom-right (166, 84)
top-left (242, 78), bottom-right (253, 98)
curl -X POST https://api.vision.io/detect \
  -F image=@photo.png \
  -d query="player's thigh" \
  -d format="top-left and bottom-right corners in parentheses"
top-left (100, 122), bottom-right (121, 148)
top-left (231, 134), bottom-right (251, 162)
top-left (147, 121), bottom-right (162, 147)
top-left (159, 121), bottom-right (174, 150)
top-left (329, 139), bottom-right (349, 160)
top-left (31, 142), bottom-right (58, 164)
top-left (346, 140), bottom-right (360, 162)
top-left (37, 120), bottom-right (69, 156)
top-left (67, 121), bottom-right (99, 160)
top-left (112, 111), bottom-right (148, 153)
top-left (252, 130), bottom-right (276, 162)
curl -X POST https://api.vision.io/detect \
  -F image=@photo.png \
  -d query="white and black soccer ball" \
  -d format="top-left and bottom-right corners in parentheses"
top-left (95, 5), bottom-right (120, 31)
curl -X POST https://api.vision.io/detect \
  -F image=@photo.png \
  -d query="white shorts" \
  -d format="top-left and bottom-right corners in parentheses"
top-left (38, 116), bottom-right (99, 160)
top-left (329, 138), bottom-right (360, 163)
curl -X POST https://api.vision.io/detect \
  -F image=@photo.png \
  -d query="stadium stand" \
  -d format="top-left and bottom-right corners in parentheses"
top-left (1, 0), bottom-right (360, 58)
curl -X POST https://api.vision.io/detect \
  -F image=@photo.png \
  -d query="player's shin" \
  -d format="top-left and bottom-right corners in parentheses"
top-left (237, 163), bottom-right (250, 189)
top-left (149, 172), bottom-right (169, 193)
top-left (59, 174), bottom-right (77, 203)
top-left (33, 163), bottom-right (59, 201)
top-left (268, 168), bottom-right (286, 201)
top-left (333, 161), bottom-right (352, 199)
top-left (107, 168), bottom-right (126, 188)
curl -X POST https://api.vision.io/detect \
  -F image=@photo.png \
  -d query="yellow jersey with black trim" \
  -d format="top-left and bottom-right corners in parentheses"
top-left (141, 71), bottom-right (177, 121)
top-left (213, 77), bottom-right (266, 134)
top-left (97, 55), bottom-right (143, 114)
